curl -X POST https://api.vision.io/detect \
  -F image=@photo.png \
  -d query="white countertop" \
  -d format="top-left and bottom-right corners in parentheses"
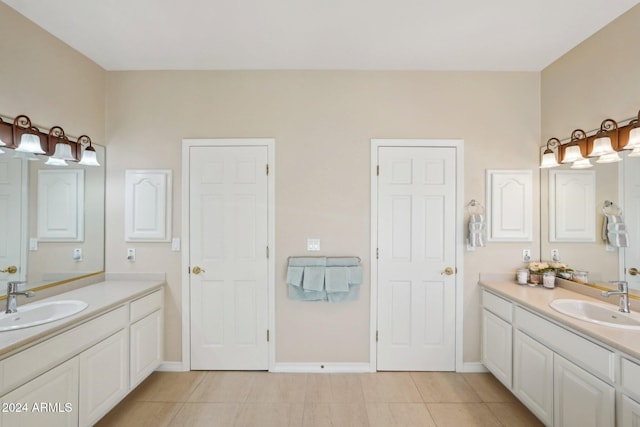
top-left (480, 279), bottom-right (640, 361)
top-left (0, 279), bottom-right (164, 358)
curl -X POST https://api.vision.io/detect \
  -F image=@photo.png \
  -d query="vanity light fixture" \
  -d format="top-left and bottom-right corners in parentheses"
top-left (539, 138), bottom-right (560, 168)
top-left (48, 126), bottom-right (76, 165)
top-left (624, 111), bottom-right (640, 156)
top-left (590, 119), bottom-right (621, 163)
top-left (78, 135), bottom-right (100, 166)
top-left (13, 115), bottom-right (45, 154)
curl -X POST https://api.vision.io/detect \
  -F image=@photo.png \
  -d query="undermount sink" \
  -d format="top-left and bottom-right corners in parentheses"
top-left (549, 299), bottom-right (640, 330)
top-left (0, 300), bottom-right (88, 332)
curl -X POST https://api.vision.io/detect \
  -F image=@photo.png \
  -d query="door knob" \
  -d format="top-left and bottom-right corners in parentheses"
top-left (192, 266), bottom-right (205, 275)
top-left (0, 266), bottom-right (17, 274)
top-left (629, 267), bottom-right (639, 276)
top-left (441, 267), bottom-right (455, 276)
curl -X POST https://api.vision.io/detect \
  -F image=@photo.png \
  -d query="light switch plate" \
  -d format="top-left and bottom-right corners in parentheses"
top-left (171, 237), bottom-right (181, 251)
top-left (307, 238), bottom-right (321, 251)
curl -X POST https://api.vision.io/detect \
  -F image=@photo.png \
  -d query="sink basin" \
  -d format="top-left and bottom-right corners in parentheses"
top-left (0, 300), bottom-right (88, 332)
top-left (549, 299), bottom-right (640, 330)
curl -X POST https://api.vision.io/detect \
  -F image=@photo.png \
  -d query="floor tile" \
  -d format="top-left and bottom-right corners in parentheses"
top-left (486, 402), bottom-right (545, 426)
top-left (168, 403), bottom-right (241, 427)
top-left (129, 371), bottom-right (206, 402)
top-left (411, 372), bottom-right (482, 403)
top-left (303, 403), bottom-right (369, 426)
top-left (188, 371), bottom-right (256, 402)
top-left (427, 403), bottom-right (502, 427)
top-left (95, 401), bottom-right (181, 427)
top-left (245, 373), bottom-right (308, 403)
top-left (359, 372), bottom-right (423, 403)
top-left (366, 403), bottom-right (436, 427)
top-left (235, 403), bottom-right (304, 426)
top-left (305, 374), bottom-right (365, 403)
top-left (462, 373), bottom-right (517, 403)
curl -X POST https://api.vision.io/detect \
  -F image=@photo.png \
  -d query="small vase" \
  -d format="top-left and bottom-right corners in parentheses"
top-left (529, 272), bottom-right (541, 285)
top-left (543, 271), bottom-right (556, 289)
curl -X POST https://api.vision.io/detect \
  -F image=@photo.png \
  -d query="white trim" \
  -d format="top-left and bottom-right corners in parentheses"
top-left (181, 138), bottom-right (276, 372)
top-left (156, 361), bottom-right (188, 372)
top-left (272, 363), bottom-right (373, 373)
top-left (458, 362), bottom-right (489, 373)
top-left (370, 138), bottom-right (465, 372)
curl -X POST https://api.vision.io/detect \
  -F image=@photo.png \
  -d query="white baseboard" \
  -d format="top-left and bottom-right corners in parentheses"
top-left (271, 363), bottom-right (373, 373)
top-left (157, 361), bottom-right (188, 372)
top-left (458, 362), bottom-right (489, 373)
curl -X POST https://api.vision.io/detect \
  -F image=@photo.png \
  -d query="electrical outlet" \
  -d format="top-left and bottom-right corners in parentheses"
top-left (551, 249), bottom-right (560, 262)
top-left (522, 249), bottom-right (531, 262)
top-left (127, 248), bottom-right (136, 262)
top-left (73, 248), bottom-right (83, 261)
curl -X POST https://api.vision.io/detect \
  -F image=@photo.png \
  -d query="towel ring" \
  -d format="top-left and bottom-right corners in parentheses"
top-left (602, 200), bottom-right (622, 215)
top-left (466, 199), bottom-right (485, 215)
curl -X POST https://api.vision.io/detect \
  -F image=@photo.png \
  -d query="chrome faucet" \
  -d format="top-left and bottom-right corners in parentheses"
top-left (601, 281), bottom-right (630, 313)
top-left (5, 281), bottom-right (35, 314)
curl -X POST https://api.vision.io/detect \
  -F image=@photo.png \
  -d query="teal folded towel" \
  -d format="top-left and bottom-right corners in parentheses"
top-left (327, 284), bottom-right (361, 303)
top-left (286, 266), bottom-right (304, 287)
top-left (303, 266), bottom-right (325, 291)
top-left (288, 284), bottom-right (327, 301)
top-left (347, 266), bottom-right (363, 285)
top-left (288, 257), bottom-right (327, 267)
top-left (326, 257), bottom-right (359, 267)
top-left (325, 267), bottom-right (349, 292)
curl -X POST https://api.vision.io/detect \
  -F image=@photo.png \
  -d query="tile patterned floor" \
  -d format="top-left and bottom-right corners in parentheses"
top-left (96, 371), bottom-right (543, 426)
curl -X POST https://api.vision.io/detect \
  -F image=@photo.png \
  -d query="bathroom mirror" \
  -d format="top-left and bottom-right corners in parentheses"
top-left (540, 150), bottom-right (640, 290)
top-left (0, 145), bottom-right (105, 294)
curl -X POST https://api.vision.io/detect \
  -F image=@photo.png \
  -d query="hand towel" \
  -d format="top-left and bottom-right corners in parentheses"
top-left (302, 266), bottom-right (326, 291)
top-left (325, 267), bottom-right (349, 292)
top-left (468, 214), bottom-right (486, 248)
top-left (288, 284), bottom-right (327, 301)
top-left (347, 266), bottom-right (363, 285)
top-left (286, 266), bottom-right (304, 287)
top-left (326, 257), bottom-right (360, 267)
top-left (607, 231), bottom-right (629, 247)
top-left (327, 284), bottom-right (361, 303)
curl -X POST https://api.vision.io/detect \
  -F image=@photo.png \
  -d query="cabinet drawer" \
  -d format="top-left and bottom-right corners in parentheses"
top-left (621, 358), bottom-right (640, 401)
top-left (515, 306), bottom-right (614, 382)
top-left (482, 290), bottom-right (513, 322)
top-left (130, 289), bottom-right (163, 323)
top-left (1, 305), bottom-right (128, 395)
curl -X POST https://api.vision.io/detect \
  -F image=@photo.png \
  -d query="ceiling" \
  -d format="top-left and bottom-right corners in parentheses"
top-left (3, 0), bottom-right (639, 71)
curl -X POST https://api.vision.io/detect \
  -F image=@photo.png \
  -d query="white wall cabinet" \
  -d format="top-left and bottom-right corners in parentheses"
top-left (553, 354), bottom-right (614, 427)
top-left (513, 330), bottom-right (554, 425)
top-left (0, 358), bottom-right (79, 427)
top-left (79, 330), bottom-right (128, 427)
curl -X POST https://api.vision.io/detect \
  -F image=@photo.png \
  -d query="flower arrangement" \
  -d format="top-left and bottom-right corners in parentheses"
top-left (528, 261), bottom-right (573, 278)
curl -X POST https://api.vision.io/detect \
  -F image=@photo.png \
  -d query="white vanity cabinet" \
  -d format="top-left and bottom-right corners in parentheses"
top-left (481, 291), bottom-right (513, 388)
top-left (0, 285), bottom-right (164, 427)
top-left (481, 288), bottom-right (621, 426)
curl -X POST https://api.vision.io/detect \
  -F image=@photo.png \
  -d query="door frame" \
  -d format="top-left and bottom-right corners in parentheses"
top-left (369, 138), bottom-right (464, 372)
top-left (181, 138), bottom-right (276, 371)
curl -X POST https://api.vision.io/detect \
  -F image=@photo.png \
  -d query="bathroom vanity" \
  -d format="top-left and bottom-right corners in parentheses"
top-left (0, 278), bottom-right (164, 427)
top-left (481, 278), bottom-right (640, 427)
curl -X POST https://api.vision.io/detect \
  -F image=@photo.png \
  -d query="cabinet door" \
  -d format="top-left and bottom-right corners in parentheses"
top-left (622, 395), bottom-right (640, 427)
top-left (79, 329), bottom-right (128, 427)
top-left (513, 330), bottom-right (553, 426)
top-left (482, 309), bottom-right (512, 388)
top-left (554, 354), bottom-right (614, 427)
top-left (130, 309), bottom-right (163, 389)
top-left (0, 358), bottom-right (78, 427)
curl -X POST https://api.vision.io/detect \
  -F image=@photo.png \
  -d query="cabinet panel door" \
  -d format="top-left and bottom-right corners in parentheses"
top-left (0, 358), bottom-right (78, 427)
top-left (622, 395), bottom-right (640, 427)
top-left (79, 330), bottom-right (128, 427)
top-left (482, 309), bottom-right (512, 388)
top-left (554, 354), bottom-right (614, 427)
top-left (130, 310), bottom-right (163, 389)
top-left (513, 330), bottom-right (553, 426)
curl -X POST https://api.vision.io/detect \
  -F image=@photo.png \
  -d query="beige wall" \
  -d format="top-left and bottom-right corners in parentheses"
top-left (105, 71), bottom-right (541, 363)
top-left (541, 4), bottom-right (640, 281)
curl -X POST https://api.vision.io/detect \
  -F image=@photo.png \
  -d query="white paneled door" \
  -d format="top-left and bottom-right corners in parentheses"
top-left (376, 145), bottom-right (457, 371)
top-left (189, 145), bottom-right (269, 370)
